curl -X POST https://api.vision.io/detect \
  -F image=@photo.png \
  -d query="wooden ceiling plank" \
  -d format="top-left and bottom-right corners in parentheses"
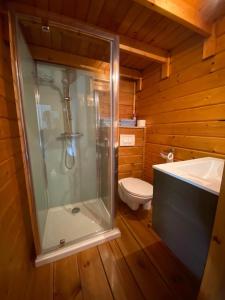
top-left (60, 32), bottom-right (72, 54)
top-left (34, 0), bottom-right (48, 11)
top-left (30, 26), bottom-right (42, 47)
top-left (9, 2), bottom-right (169, 65)
top-left (40, 29), bottom-right (51, 49)
top-left (78, 38), bottom-right (92, 59)
top-left (152, 24), bottom-right (193, 50)
top-left (165, 28), bottom-right (194, 50)
top-left (150, 22), bottom-right (179, 47)
top-left (134, 0), bottom-right (212, 37)
top-left (126, 7), bottom-right (152, 39)
top-left (74, 0), bottom-right (90, 21)
top-left (117, 2), bottom-right (143, 35)
top-left (48, 0), bottom-right (62, 15)
top-left (143, 18), bottom-right (171, 44)
top-left (86, 0), bottom-right (105, 25)
top-left (97, 0), bottom-right (120, 30)
top-left (50, 29), bottom-right (62, 51)
top-left (61, 0), bottom-right (75, 18)
top-left (135, 12), bottom-right (162, 41)
top-left (110, 0), bottom-right (132, 33)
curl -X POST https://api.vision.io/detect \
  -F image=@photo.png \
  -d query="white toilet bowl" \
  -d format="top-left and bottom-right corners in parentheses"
top-left (118, 177), bottom-right (153, 211)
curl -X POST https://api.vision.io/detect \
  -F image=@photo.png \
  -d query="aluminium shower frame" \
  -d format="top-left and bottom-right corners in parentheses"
top-left (8, 11), bottom-right (119, 256)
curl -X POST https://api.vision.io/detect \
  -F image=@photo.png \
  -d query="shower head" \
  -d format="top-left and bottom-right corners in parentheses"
top-left (62, 69), bottom-right (77, 98)
top-left (37, 72), bottom-right (64, 99)
top-left (62, 69), bottom-right (77, 86)
top-left (38, 74), bottom-right (54, 85)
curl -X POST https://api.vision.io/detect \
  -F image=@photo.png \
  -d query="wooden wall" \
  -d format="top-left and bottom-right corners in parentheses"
top-left (98, 78), bottom-right (134, 119)
top-left (0, 15), bottom-right (37, 299)
top-left (119, 79), bottom-right (134, 119)
top-left (136, 18), bottom-right (225, 183)
top-left (118, 78), bottom-right (145, 180)
top-left (118, 127), bottom-right (145, 180)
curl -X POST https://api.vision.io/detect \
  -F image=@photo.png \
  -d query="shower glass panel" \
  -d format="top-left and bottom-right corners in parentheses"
top-left (36, 63), bottom-right (111, 251)
top-left (15, 20), bottom-right (48, 243)
top-left (14, 16), bottom-right (118, 256)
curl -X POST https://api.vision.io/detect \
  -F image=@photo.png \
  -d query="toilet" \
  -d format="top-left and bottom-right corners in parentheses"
top-left (118, 177), bottom-right (153, 211)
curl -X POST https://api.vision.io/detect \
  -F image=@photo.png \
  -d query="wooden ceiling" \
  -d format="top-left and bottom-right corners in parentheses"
top-left (19, 20), bottom-right (157, 72)
top-left (12, 0), bottom-right (198, 51)
top-left (5, 0), bottom-right (225, 72)
top-left (20, 21), bottom-right (110, 62)
top-left (6, 0), bottom-right (197, 72)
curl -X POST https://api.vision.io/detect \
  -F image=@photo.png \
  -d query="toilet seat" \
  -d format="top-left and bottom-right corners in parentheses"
top-left (120, 177), bottom-right (153, 198)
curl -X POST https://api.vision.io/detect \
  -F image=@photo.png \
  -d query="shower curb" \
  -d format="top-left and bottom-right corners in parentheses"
top-left (35, 228), bottom-right (121, 267)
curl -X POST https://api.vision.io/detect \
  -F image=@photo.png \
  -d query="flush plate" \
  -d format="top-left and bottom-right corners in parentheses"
top-left (120, 134), bottom-right (135, 147)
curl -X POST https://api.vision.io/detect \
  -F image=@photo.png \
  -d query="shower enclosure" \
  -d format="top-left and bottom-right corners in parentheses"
top-left (9, 13), bottom-right (120, 265)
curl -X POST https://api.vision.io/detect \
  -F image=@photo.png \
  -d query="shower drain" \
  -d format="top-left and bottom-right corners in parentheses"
top-left (59, 239), bottom-right (65, 246)
top-left (72, 207), bottom-right (80, 214)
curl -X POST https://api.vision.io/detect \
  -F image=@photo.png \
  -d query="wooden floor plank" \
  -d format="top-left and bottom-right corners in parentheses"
top-left (98, 241), bottom-right (145, 300)
top-left (77, 247), bottom-right (113, 300)
top-left (116, 217), bottom-right (174, 300)
top-left (26, 263), bottom-right (53, 300)
top-left (25, 203), bottom-right (198, 300)
top-left (53, 254), bottom-right (82, 300)
top-left (119, 204), bottom-right (199, 300)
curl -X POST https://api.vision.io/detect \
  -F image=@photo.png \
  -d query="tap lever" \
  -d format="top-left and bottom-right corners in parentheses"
top-left (160, 149), bottom-right (174, 162)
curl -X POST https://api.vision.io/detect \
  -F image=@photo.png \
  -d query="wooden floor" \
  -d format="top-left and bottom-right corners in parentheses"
top-left (27, 203), bottom-right (200, 300)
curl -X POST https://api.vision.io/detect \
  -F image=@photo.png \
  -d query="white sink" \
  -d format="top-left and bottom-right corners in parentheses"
top-left (153, 157), bottom-right (224, 195)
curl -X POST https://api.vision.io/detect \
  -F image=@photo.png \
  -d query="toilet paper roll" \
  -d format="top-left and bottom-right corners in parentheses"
top-left (137, 120), bottom-right (146, 127)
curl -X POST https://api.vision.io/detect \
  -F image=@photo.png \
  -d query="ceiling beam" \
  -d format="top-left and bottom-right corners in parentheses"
top-left (7, 1), bottom-right (169, 65)
top-left (134, 0), bottom-right (212, 37)
top-left (119, 36), bottom-right (168, 63)
top-left (30, 45), bottom-right (108, 74)
top-left (29, 45), bottom-right (142, 80)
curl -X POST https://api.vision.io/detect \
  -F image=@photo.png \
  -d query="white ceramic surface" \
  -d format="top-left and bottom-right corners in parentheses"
top-left (42, 198), bottom-right (110, 250)
top-left (118, 178), bottom-right (153, 210)
top-left (153, 157), bottom-right (224, 195)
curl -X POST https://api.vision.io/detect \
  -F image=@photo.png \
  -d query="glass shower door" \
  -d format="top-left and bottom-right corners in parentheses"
top-left (13, 14), bottom-right (119, 258)
top-left (36, 63), bottom-right (112, 251)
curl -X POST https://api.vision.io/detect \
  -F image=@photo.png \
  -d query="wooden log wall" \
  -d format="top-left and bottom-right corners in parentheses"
top-left (119, 79), bottom-right (135, 119)
top-left (136, 18), bottom-right (225, 183)
top-left (118, 78), bottom-right (145, 180)
top-left (0, 15), bottom-right (35, 299)
top-left (98, 78), bottom-right (134, 119)
top-left (118, 127), bottom-right (146, 180)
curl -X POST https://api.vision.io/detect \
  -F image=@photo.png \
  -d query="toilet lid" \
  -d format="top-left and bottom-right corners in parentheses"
top-left (120, 177), bottom-right (153, 198)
